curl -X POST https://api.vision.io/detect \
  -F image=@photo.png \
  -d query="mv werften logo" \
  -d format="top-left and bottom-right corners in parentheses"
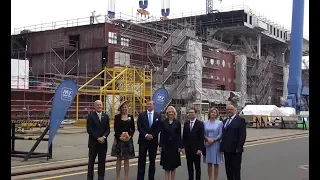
top-left (156, 93), bottom-right (165, 104)
top-left (61, 87), bottom-right (73, 101)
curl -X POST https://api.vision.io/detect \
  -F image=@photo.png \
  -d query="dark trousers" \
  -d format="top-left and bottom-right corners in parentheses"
top-left (224, 152), bottom-right (242, 180)
top-left (137, 143), bottom-right (158, 180)
top-left (186, 150), bottom-right (201, 180)
top-left (87, 145), bottom-right (107, 180)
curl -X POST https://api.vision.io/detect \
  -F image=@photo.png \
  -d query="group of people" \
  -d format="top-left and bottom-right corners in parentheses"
top-left (86, 99), bottom-right (247, 180)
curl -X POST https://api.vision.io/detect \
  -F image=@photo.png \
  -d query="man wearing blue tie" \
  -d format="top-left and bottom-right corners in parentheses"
top-left (137, 100), bottom-right (162, 180)
top-left (220, 105), bottom-right (246, 180)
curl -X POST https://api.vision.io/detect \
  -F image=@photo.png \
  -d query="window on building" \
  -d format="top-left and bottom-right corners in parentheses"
top-left (216, 76), bottom-right (219, 80)
top-left (277, 29), bottom-right (279, 37)
top-left (222, 60), bottom-right (226, 67)
top-left (121, 37), bottom-right (129, 47)
top-left (223, 77), bottom-right (225, 81)
top-left (284, 33), bottom-right (287, 40)
top-left (228, 78), bottom-right (231, 83)
top-left (217, 85), bottom-right (226, 90)
top-left (228, 62), bottom-right (231, 68)
top-left (280, 31), bottom-right (283, 39)
top-left (114, 52), bottom-right (130, 66)
top-left (249, 15), bottom-right (252, 25)
top-left (216, 59), bottom-right (220, 66)
top-left (269, 25), bottom-right (273, 34)
top-left (273, 28), bottom-right (276, 36)
top-left (210, 58), bottom-right (214, 65)
top-left (108, 32), bottom-right (117, 44)
top-left (68, 34), bottom-right (80, 48)
top-left (203, 57), bottom-right (208, 64)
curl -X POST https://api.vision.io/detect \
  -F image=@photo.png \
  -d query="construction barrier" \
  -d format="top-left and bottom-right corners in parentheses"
top-left (12, 120), bottom-right (49, 129)
top-left (11, 121), bottom-right (52, 161)
top-left (242, 116), bottom-right (308, 130)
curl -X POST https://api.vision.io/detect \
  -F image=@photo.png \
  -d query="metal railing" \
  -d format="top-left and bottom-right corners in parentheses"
top-left (154, 53), bottom-right (187, 84)
top-left (162, 78), bottom-right (188, 109)
top-left (260, 87), bottom-right (272, 104)
top-left (12, 4), bottom-right (309, 41)
top-left (257, 72), bottom-right (272, 94)
top-left (153, 29), bottom-right (190, 56)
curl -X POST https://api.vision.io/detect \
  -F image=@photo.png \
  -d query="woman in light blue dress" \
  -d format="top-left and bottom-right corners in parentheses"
top-left (203, 107), bottom-right (224, 180)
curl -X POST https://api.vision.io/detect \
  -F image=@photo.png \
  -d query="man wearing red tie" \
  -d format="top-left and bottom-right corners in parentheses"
top-left (220, 105), bottom-right (247, 180)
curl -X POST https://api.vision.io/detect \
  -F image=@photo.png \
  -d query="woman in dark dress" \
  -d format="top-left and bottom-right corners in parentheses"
top-left (111, 101), bottom-right (135, 180)
top-left (159, 106), bottom-right (182, 180)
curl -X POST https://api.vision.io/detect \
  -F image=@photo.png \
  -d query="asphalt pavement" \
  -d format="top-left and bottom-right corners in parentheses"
top-left (11, 128), bottom-right (308, 167)
top-left (32, 136), bottom-right (309, 180)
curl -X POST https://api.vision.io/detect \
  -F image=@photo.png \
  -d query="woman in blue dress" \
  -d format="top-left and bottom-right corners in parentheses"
top-left (203, 107), bottom-right (224, 180)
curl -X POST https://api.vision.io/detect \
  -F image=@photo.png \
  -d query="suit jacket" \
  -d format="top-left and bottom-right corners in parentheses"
top-left (220, 114), bottom-right (246, 153)
top-left (159, 119), bottom-right (182, 150)
top-left (137, 111), bottom-right (162, 145)
top-left (114, 114), bottom-right (135, 141)
top-left (86, 111), bottom-right (110, 148)
top-left (182, 119), bottom-right (205, 153)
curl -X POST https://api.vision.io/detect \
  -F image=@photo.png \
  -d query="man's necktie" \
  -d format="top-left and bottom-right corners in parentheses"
top-left (190, 121), bottom-right (193, 131)
top-left (148, 113), bottom-right (152, 127)
top-left (98, 113), bottom-right (102, 122)
top-left (224, 118), bottom-right (232, 128)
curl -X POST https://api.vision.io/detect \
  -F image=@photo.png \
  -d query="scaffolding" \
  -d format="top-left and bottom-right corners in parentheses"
top-left (75, 67), bottom-right (152, 125)
top-left (11, 35), bottom-right (82, 121)
top-left (11, 5), bottom-right (307, 123)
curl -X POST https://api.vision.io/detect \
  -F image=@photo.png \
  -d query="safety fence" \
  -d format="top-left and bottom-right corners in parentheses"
top-left (11, 121), bottom-right (52, 161)
top-left (243, 115), bottom-right (308, 130)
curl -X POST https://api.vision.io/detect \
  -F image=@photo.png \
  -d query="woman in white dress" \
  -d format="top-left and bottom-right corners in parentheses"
top-left (203, 107), bottom-right (224, 180)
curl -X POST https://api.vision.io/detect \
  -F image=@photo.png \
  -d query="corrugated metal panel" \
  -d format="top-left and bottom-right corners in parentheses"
top-left (78, 25), bottom-right (105, 49)
top-left (27, 25), bottom-right (105, 54)
top-left (28, 31), bottom-right (65, 54)
top-left (79, 50), bottom-right (102, 74)
top-left (29, 48), bottom-right (102, 76)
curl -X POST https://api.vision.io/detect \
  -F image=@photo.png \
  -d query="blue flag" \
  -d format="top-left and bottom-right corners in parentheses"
top-left (152, 88), bottom-right (169, 113)
top-left (48, 80), bottom-right (78, 148)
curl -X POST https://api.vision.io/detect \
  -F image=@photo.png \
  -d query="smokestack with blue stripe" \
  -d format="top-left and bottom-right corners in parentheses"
top-left (137, 0), bottom-right (150, 16)
top-left (161, 0), bottom-right (170, 17)
top-left (139, 0), bottom-right (149, 9)
top-left (108, 0), bottom-right (116, 19)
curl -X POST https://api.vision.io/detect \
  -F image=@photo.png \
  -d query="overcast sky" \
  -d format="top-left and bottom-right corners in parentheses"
top-left (11, 0), bottom-right (309, 64)
top-left (11, 0), bottom-right (309, 35)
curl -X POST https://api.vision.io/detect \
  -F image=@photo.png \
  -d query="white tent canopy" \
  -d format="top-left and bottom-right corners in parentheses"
top-left (240, 105), bottom-right (297, 122)
top-left (278, 107), bottom-right (296, 116)
top-left (240, 105), bottom-right (286, 117)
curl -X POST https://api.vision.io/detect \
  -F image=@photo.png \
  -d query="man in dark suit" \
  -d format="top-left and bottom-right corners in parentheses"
top-left (136, 100), bottom-right (162, 180)
top-left (220, 105), bottom-right (247, 180)
top-left (182, 107), bottom-right (204, 180)
top-left (86, 100), bottom-right (110, 180)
